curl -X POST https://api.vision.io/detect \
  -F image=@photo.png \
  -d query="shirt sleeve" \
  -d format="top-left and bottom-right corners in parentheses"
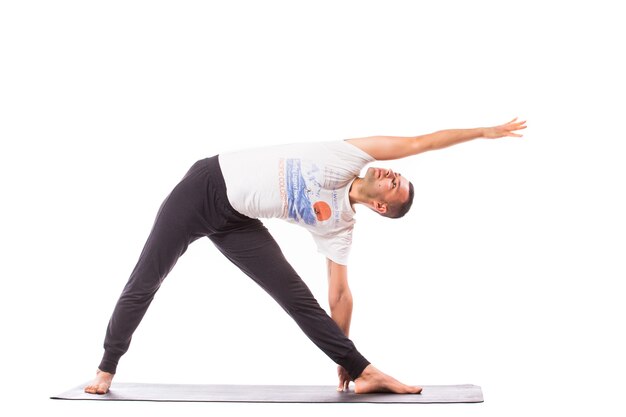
top-left (310, 226), bottom-right (353, 265)
top-left (341, 139), bottom-right (377, 161)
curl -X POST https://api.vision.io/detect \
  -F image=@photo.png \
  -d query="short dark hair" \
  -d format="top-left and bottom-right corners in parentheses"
top-left (384, 181), bottom-right (415, 219)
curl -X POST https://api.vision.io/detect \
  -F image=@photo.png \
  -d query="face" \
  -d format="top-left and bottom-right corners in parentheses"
top-left (362, 167), bottom-right (411, 214)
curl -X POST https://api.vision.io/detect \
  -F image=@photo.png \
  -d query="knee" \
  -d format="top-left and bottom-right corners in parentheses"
top-left (120, 277), bottom-right (162, 303)
top-left (276, 290), bottom-right (321, 317)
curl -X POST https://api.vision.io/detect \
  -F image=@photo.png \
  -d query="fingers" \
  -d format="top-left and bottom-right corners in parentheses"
top-left (507, 117), bottom-right (518, 124)
top-left (505, 118), bottom-right (527, 137)
top-left (337, 372), bottom-right (350, 391)
top-left (505, 117), bottom-right (527, 127)
top-left (337, 379), bottom-right (349, 391)
top-left (507, 123), bottom-right (525, 133)
top-left (336, 365), bottom-right (353, 392)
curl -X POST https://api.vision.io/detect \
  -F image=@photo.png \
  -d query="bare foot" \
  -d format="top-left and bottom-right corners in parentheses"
top-left (354, 364), bottom-right (422, 394)
top-left (84, 369), bottom-right (114, 394)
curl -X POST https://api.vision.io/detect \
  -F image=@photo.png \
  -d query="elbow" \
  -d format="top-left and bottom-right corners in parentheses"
top-left (329, 290), bottom-right (353, 311)
top-left (413, 135), bottom-right (434, 154)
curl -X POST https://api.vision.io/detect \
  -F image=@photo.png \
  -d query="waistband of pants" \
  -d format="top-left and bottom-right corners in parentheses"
top-left (203, 154), bottom-right (252, 222)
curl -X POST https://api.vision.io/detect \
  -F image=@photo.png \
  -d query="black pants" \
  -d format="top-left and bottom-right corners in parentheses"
top-left (98, 156), bottom-right (370, 380)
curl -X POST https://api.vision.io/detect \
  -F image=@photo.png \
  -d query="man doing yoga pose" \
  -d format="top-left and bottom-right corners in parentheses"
top-left (85, 118), bottom-right (526, 395)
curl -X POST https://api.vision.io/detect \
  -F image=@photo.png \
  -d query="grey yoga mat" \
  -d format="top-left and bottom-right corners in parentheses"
top-left (51, 382), bottom-right (483, 403)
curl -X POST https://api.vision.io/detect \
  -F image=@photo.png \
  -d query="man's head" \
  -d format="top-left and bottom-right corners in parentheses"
top-left (360, 167), bottom-right (414, 218)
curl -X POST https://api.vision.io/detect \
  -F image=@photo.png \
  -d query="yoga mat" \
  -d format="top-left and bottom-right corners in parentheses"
top-left (51, 382), bottom-right (483, 403)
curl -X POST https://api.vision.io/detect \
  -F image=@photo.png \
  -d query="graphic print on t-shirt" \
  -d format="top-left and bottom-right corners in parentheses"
top-left (313, 201), bottom-right (332, 221)
top-left (282, 158), bottom-right (333, 225)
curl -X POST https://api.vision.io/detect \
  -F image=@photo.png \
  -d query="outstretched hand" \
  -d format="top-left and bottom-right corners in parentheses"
top-left (483, 117), bottom-right (527, 139)
top-left (337, 365), bottom-right (352, 392)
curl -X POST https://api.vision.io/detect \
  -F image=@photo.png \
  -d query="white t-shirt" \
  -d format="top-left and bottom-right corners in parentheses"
top-left (218, 140), bottom-right (375, 265)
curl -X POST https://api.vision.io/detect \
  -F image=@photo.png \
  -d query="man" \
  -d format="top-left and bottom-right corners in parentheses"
top-left (85, 117), bottom-right (527, 395)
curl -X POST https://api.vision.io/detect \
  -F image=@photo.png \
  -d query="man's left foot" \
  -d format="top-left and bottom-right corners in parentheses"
top-left (354, 364), bottom-right (422, 394)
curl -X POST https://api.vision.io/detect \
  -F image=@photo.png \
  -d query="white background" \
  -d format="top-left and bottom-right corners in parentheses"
top-left (1, 1), bottom-right (625, 416)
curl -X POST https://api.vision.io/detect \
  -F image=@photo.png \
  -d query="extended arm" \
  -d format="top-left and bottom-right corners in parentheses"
top-left (327, 258), bottom-right (352, 336)
top-left (345, 117), bottom-right (527, 160)
top-left (327, 258), bottom-right (354, 391)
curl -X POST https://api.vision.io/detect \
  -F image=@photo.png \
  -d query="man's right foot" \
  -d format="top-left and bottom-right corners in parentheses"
top-left (354, 364), bottom-right (422, 394)
top-left (84, 369), bottom-right (114, 394)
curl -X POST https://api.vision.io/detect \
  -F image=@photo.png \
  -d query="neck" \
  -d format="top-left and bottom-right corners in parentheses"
top-left (349, 177), bottom-right (369, 208)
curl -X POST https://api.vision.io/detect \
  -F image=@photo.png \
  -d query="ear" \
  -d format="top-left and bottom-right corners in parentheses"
top-left (371, 201), bottom-right (388, 214)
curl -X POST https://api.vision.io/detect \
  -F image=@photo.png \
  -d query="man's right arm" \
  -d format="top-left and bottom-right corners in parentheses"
top-left (345, 118), bottom-right (526, 161)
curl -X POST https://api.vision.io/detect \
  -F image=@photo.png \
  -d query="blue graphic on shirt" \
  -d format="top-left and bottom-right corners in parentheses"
top-left (286, 159), bottom-right (317, 225)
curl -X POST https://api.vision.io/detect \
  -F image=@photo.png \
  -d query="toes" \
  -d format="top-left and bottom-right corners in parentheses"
top-left (409, 386), bottom-right (422, 394)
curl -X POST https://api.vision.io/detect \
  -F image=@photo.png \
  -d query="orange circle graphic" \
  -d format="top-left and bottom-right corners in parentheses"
top-left (313, 201), bottom-right (332, 222)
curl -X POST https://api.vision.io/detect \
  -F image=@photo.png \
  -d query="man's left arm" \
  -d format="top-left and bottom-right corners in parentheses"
top-left (327, 258), bottom-right (353, 391)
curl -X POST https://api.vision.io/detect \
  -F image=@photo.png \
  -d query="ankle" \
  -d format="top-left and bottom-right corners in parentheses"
top-left (96, 369), bottom-right (114, 377)
top-left (356, 364), bottom-right (376, 379)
